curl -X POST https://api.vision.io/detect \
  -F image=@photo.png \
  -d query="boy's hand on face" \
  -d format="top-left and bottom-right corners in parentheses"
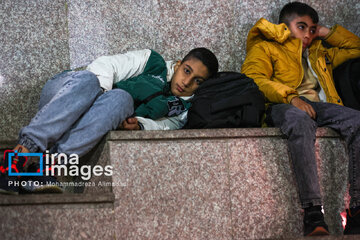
top-left (290, 97), bottom-right (317, 119)
top-left (316, 25), bottom-right (330, 39)
top-left (118, 117), bottom-right (141, 130)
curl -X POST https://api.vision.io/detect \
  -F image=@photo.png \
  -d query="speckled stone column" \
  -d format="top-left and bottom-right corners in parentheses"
top-left (0, 0), bottom-right (70, 141)
top-left (1, 0), bottom-right (359, 140)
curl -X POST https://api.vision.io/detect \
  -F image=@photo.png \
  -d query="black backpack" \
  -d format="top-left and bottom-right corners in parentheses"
top-left (333, 57), bottom-right (360, 111)
top-left (184, 72), bottom-right (265, 129)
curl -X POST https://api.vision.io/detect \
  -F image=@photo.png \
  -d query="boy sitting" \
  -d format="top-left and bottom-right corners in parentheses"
top-left (242, 1), bottom-right (360, 236)
top-left (0, 48), bottom-right (218, 194)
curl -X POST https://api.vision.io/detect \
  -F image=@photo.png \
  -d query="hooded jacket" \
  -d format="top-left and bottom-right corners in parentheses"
top-left (87, 49), bottom-right (192, 130)
top-left (241, 18), bottom-right (360, 105)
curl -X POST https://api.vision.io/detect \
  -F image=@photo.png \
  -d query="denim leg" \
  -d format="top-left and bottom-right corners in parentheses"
top-left (50, 89), bottom-right (134, 157)
top-left (18, 71), bottom-right (102, 152)
top-left (267, 103), bottom-right (322, 208)
top-left (305, 100), bottom-right (360, 208)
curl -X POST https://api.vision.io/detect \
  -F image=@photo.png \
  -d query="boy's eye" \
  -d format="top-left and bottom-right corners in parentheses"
top-left (310, 29), bottom-right (316, 34)
top-left (184, 68), bottom-right (190, 74)
top-left (298, 25), bottom-right (304, 30)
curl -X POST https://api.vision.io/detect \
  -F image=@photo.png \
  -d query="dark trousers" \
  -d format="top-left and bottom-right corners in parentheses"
top-left (266, 97), bottom-right (360, 208)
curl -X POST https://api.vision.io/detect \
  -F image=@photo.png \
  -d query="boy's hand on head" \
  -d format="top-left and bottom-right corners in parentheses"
top-left (290, 97), bottom-right (317, 119)
top-left (316, 25), bottom-right (330, 39)
top-left (118, 117), bottom-right (141, 130)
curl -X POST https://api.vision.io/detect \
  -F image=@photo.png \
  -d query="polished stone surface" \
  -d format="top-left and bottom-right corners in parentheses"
top-left (108, 127), bottom-right (340, 140)
top-left (0, 204), bottom-right (114, 240)
top-left (108, 128), bottom-right (349, 239)
top-left (0, 193), bottom-right (114, 206)
top-left (230, 137), bottom-right (348, 238)
top-left (1, 0), bottom-right (359, 139)
top-left (0, 128), bottom-right (352, 239)
top-left (111, 139), bottom-right (232, 239)
top-left (0, 0), bottom-right (70, 141)
top-left (0, 1), bottom-right (358, 238)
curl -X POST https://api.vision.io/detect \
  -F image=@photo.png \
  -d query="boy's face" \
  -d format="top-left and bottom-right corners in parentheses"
top-left (288, 15), bottom-right (318, 51)
top-left (171, 58), bottom-right (209, 97)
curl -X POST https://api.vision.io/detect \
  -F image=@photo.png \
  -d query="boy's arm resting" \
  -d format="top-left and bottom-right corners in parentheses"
top-left (241, 44), bottom-right (298, 104)
top-left (136, 111), bottom-right (188, 130)
top-left (323, 25), bottom-right (360, 68)
top-left (86, 49), bottom-right (152, 91)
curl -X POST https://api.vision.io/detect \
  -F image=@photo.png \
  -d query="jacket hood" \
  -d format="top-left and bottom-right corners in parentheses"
top-left (246, 18), bottom-right (291, 52)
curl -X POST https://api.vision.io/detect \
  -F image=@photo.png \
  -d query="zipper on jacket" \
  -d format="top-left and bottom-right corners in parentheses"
top-left (312, 42), bottom-right (329, 102)
top-left (296, 42), bottom-right (304, 90)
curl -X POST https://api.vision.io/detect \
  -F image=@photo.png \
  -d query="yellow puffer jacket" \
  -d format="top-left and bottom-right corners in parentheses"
top-left (241, 18), bottom-right (360, 105)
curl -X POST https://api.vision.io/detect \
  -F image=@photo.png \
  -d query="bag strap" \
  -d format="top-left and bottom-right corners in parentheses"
top-left (142, 91), bottom-right (164, 104)
top-left (134, 91), bottom-right (164, 108)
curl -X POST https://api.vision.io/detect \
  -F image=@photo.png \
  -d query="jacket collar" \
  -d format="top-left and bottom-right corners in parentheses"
top-left (246, 18), bottom-right (291, 52)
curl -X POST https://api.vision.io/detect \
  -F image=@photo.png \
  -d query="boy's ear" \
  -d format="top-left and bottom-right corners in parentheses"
top-left (174, 60), bottom-right (182, 72)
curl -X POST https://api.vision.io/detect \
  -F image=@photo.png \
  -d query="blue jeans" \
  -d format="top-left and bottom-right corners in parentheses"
top-left (18, 70), bottom-right (134, 157)
top-left (266, 97), bottom-right (360, 208)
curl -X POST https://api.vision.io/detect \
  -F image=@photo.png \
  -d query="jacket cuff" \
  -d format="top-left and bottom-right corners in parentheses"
top-left (324, 25), bottom-right (338, 41)
top-left (286, 94), bottom-right (299, 104)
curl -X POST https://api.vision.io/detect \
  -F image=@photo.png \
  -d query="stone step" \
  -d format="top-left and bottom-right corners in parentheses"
top-left (0, 192), bottom-right (114, 206)
top-left (107, 128), bottom-right (349, 239)
top-left (0, 128), bottom-right (351, 239)
top-left (0, 193), bottom-right (115, 240)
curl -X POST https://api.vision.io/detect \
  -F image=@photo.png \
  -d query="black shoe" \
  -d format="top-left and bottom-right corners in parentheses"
top-left (344, 207), bottom-right (360, 235)
top-left (303, 206), bottom-right (329, 236)
top-left (19, 163), bottom-right (63, 194)
top-left (0, 150), bottom-right (28, 194)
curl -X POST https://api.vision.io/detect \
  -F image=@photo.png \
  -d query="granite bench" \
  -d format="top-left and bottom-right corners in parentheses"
top-left (0, 127), bottom-right (349, 239)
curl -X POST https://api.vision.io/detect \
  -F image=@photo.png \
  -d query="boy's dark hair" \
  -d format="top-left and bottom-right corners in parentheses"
top-left (279, 2), bottom-right (319, 26)
top-left (182, 47), bottom-right (219, 78)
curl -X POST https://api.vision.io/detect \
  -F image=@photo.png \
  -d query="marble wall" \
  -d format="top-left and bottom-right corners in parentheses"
top-left (0, 0), bottom-right (69, 140)
top-left (1, 0), bottom-right (359, 140)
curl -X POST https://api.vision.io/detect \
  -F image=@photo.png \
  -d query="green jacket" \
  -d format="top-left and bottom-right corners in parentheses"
top-left (87, 49), bottom-right (192, 130)
top-left (113, 50), bottom-right (191, 119)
